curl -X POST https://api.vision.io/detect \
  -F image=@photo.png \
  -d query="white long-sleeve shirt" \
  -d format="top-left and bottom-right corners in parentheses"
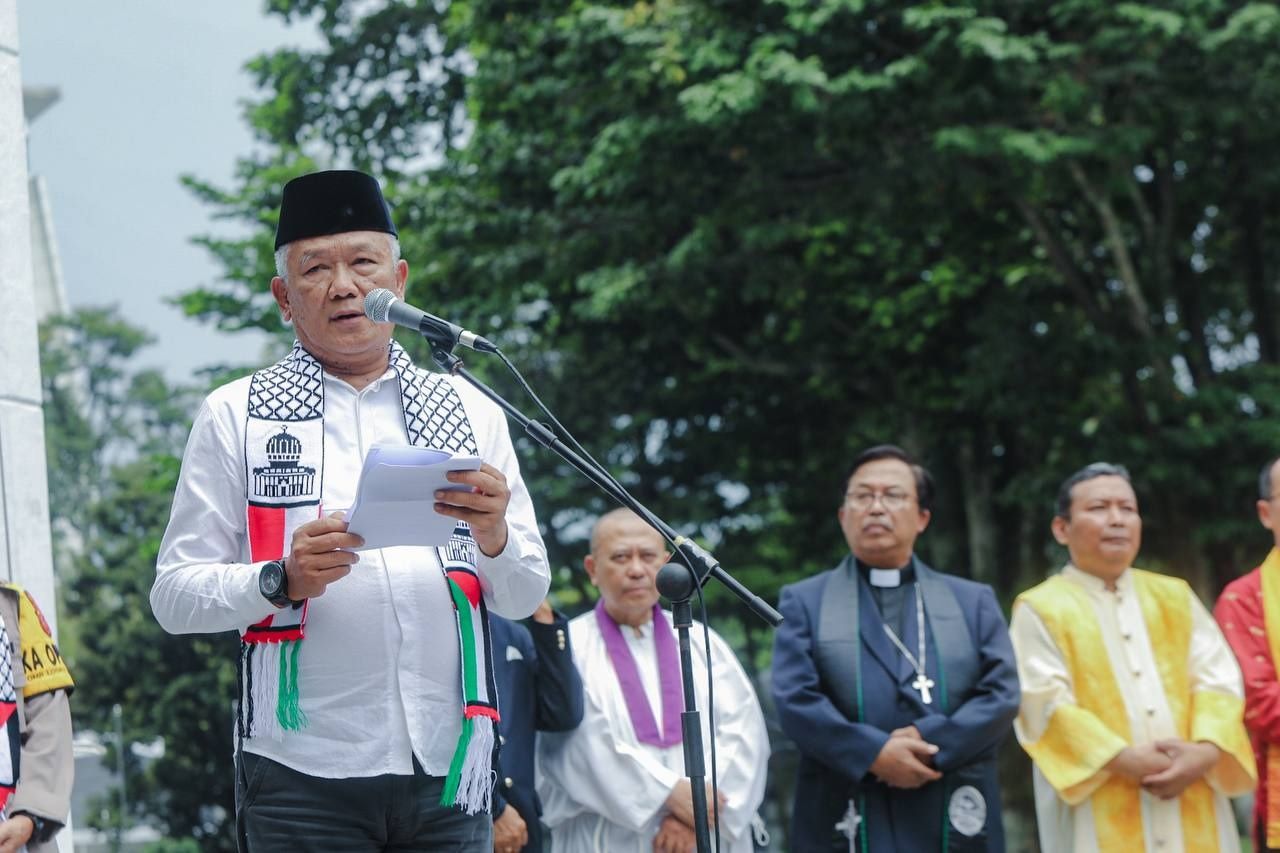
top-left (537, 611), bottom-right (769, 853)
top-left (152, 364), bottom-right (550, 779)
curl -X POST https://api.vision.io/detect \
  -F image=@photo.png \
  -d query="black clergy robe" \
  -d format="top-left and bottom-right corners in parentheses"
top-left (771, 555), bottom-right (1020, 852)
top-left (490, 613), bottom-right (584, 853)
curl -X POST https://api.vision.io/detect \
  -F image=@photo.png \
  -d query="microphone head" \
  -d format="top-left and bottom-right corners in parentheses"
top-left (363, 288), bottom-right (398, 323)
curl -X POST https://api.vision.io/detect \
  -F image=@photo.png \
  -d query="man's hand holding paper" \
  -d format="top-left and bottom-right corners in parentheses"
top-left (434, 462), bottom-right (511, 557)
top-left (344, 445), bottom-right (491, 551)
top-left (287, 513), bottom-right (364, 599)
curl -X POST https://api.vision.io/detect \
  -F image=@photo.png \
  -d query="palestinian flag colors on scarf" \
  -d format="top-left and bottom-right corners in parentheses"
top-left (439, 537), bottom-right (500, 811)
top-left (0, 611), bottom-right (18, 808)
top-left (239, 415), bottom-right (321, 741)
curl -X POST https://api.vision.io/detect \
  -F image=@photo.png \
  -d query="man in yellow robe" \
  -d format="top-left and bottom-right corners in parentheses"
top-left (1011, 462), bottom-right (1255, 853)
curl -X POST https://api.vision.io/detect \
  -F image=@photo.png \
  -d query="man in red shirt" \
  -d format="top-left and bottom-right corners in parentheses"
top-left (1215, 454), bottom-right (1280, 852)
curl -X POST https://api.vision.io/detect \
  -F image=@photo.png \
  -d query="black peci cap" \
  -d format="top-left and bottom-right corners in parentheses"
top-left (274, 170), bottom-right (398, 249)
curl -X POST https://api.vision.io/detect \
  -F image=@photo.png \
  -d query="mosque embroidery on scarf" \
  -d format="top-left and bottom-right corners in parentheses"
top-left (252, 428), bottom-right (317, 500)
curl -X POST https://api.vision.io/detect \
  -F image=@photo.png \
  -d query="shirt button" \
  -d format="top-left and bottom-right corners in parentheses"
top-left (1132, 669), bottom-right (1141, 677)
top-left (504, 777), bottom-right (514, 789)
top-left (1122, 631), bottom-right (1133, 640)
top-left (1146, 707), bottom-right (1157, 716)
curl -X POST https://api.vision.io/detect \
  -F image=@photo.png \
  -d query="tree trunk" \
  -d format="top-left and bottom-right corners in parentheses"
top-left (1242, 193), bottom-right (1278, 364)
top-left (957, 440), bottom-right (998, 585)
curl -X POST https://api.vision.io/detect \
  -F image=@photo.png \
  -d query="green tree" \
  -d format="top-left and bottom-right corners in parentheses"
top-left (185, 0), bottom-right (1280, 594)
top-left (41, 309), bottom-right (240, 850)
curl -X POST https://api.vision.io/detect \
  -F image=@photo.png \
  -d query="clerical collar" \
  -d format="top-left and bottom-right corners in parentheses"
top-left (856, 559), bottom-right (916, 588)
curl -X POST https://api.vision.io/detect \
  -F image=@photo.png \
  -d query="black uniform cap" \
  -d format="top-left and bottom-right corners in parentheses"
top-left (274, 170), bottom-right (398, 250)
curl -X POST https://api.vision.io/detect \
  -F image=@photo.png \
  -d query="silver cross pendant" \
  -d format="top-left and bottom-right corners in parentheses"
top-left (912, 673), bottom-right (935, 705)
top-left (834, 799), bottom-right (860, 852)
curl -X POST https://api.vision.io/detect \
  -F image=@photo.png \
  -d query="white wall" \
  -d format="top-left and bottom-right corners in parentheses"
top-left (0, 0), bottom-right (70, 849)
top-left (0, 0), bottom-right (57, 625)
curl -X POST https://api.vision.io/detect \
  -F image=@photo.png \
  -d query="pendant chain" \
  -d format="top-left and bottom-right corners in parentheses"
top-left (881, 586), bottom-right (933, 704)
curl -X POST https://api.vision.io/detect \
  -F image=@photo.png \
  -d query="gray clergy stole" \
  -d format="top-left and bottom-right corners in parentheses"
top-left (815, 556), bottom-right (989, 850)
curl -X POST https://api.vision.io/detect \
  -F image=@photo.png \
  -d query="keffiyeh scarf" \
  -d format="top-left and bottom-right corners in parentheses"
top-left (237, 341), bottom-right (499, 814)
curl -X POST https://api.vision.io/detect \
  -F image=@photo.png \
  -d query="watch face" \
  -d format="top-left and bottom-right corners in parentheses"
top-left (260, 561), bottom-right (284, 596)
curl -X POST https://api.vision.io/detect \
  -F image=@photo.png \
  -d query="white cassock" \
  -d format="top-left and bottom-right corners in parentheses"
top-left (1012, 566), bottom-right (1251, 853)
top-left (537, 610), bottom-right (769, 853)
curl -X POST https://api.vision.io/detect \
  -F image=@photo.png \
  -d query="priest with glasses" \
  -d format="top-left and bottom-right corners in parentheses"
top-left (771, 444), bottom-right (1020, 852)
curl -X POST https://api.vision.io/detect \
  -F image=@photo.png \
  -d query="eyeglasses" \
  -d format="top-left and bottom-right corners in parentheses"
top-left (844, 490), bottom-right (914, 512)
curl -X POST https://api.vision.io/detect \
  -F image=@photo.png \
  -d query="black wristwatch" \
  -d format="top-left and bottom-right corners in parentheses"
top-left (258, 559), bottom-right (294, 608)
top-left (11, 811), bottom-right (50, 843)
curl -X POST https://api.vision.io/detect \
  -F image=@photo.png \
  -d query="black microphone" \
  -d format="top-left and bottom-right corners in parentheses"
top-left (363, 288), bottom-right (498, 353)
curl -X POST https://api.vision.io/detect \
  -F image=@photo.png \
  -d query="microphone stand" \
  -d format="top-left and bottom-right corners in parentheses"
top-left (656, 559), bottom-right (712, 853)
top-left (424, 340), bottom-right (782, 853)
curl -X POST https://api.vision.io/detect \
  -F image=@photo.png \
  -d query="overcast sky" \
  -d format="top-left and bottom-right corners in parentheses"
top-left (18, 1), bottom-right (312, 381)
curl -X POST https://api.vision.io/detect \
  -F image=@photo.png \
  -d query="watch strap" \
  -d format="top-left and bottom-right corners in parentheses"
top-left (11, 811), bottom-right (53, 843)
top-left (260, 559), bottom-right (293, 608)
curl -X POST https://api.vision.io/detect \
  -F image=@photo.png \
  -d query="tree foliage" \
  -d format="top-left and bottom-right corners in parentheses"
top-left (42, 309), bottom-right (239, 850)
top-left (187, 0), bottom-right (1280, 597)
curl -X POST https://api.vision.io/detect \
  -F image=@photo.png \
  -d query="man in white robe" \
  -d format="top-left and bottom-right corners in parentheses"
top-left (537, 509), bottom-right (769, 853)
top-left (1012, 462), bottom-right (1254, 853)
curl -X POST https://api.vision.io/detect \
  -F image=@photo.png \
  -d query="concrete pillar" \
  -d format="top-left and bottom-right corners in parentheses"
top-left (0, 1), bottom-right (57, 628)
top-left (0, 9), bottom-right (72, 847)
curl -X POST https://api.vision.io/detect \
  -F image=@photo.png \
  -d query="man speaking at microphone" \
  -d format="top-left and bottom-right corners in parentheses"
top-left (151, 169), bottom-right (550, 852)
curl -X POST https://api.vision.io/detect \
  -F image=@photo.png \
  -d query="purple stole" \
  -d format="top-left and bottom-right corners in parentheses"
top-left (594, 601), bottom-right (683, 748)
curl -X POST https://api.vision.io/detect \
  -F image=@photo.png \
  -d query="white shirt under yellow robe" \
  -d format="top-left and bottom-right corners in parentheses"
top-left (1011, 565), bottom-right (1255, 853)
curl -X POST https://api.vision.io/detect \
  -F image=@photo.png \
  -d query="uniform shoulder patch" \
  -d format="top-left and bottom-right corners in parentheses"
top-left (15, 589), bottom-right (73, 698)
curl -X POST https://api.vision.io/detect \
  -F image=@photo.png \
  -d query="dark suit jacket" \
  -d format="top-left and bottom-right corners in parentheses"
top-left (771, 558), bottom-right (1020, 853)
top-left (490, 613), bottom-right (584, 853)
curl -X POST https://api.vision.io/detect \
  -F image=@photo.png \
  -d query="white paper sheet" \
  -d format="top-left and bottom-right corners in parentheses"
top-left (343, 444), bottom-right (482, 551)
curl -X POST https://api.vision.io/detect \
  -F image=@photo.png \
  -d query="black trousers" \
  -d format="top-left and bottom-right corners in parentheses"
top-left (237, 751), bottom-right (492, 852)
